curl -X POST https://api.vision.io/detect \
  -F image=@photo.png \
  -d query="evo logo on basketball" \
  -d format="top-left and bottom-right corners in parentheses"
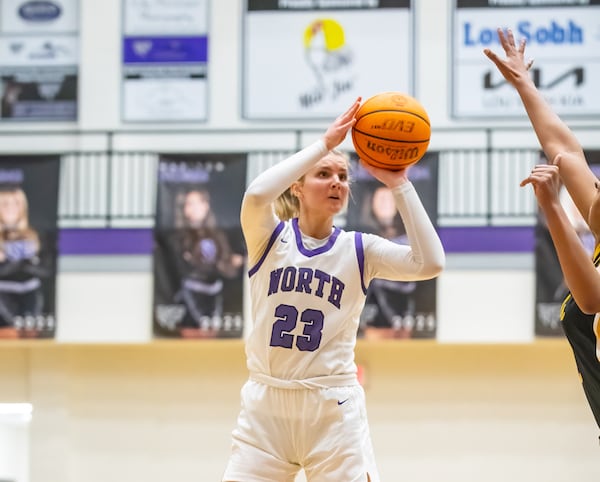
top-left (374, 119), bottom-right (416, 132)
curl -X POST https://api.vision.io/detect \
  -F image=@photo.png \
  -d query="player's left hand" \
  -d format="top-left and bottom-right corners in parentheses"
top-left (520, 164), bottom-right (561, 208)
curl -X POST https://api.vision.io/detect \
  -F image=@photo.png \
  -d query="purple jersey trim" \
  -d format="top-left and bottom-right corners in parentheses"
top-left (248, 221), bottom-right (285, 278)
top-left (292, 218), bottom-right (341, 257)
top-left (354, 232), bottom-right (368, 295)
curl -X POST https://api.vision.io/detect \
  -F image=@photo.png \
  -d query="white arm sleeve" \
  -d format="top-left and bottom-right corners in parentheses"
top-left (363, 181), bottom-right (445, 282)
top-left (241, 139), bottom-right (329, 263)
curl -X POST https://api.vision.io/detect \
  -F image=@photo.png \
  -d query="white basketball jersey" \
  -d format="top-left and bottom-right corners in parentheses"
top-left (245, 218), bottom-right (368, 383)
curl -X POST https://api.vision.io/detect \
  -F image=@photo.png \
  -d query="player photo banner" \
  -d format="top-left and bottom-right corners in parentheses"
top-left (153, 154), bottom-right (247, 339)
top-left (0, 0), bottom-right (79, 121)
top-left (535, 150), bottom-right (600, 336)
top-left (243, 0), bottom-right (413, 119)
top-left (345, 152), bottom-right (439, 340)
top-left (122, 0), bottom-right (209, 122)
top-left (0, 155), bottom-right (60, 340)
top-left (452, 0), bottom-right (600, 119)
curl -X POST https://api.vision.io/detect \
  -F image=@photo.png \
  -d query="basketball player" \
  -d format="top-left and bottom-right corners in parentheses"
top-left (0, 188), bottom-right (47, 327)
top-left (221, 97), bottom-right (445, 481)
top-left (485, 28), bottom-right (600, 436)
top-left (175, 189), bottom-right (243, 325)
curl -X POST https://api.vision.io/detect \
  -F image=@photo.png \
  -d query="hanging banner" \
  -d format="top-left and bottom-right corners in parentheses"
top-left (242, 0), bottom-right (413, 119)
top-left (153, 154), bottom-right (247, 339)
top-left (345, 152), bottom-right (439, 340)
top-left (122, 0), bottom-right (209, 122)
top-left (535, 150), bottom-right (600, 336)
top-left (0, 0), bottom-right (79, 121)
top-left (0, 155), bottom-right (60, 339)
top-left (452, 0), bottom-right (600, 119)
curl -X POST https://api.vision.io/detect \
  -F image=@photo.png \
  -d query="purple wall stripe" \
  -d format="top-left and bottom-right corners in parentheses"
top-left (438, 226), bottom-right (534, 253)
top-left (59, 229), bottom-right (154, 255)
top-left (58, 226), bottom-right (535, 256)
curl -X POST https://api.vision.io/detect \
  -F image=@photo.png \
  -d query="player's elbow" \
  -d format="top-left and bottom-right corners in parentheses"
top-left (572, 291), bottom-right (600, 315)
top-left (418, 253), bottom-right (445, 279)
top-left (577, 300), bottom-right (600, 316)
top-left (242, 189), bottom-right (262, 204)
top-left (578, 305), bottom-right (599, 316)
top-left (242, 190), bottom-right (270, 209)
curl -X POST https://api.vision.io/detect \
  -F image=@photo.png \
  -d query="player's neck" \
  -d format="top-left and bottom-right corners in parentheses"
top-left (296, 215), bottom-right (334, 240)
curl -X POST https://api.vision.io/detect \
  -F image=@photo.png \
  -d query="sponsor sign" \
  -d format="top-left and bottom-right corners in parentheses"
top-left (122, 0), bottom-right (209, 121)
top-left (0, 0), bottom-right (78, 121)
top-left (452, 0), bottom-right (600, 118)
top-left (242, 0), bottom-right (413, 119)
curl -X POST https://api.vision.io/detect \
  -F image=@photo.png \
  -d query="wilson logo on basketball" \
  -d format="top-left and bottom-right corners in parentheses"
top-left (365, 141), bottom-right (421, 161)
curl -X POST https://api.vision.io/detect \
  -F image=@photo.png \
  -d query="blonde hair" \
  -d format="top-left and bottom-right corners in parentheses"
top-left (0, 188), bottom-right (30, 232)
top-left (274, 149), bottom-right (351, 221)
top-left (0, 188), bottom-right (39, 250)
top-left (274, 187), bottom-right (300, 221)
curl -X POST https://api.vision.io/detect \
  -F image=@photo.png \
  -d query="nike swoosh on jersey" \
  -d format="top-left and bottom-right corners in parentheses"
top-left (337, 398), bottom-right (349, 405)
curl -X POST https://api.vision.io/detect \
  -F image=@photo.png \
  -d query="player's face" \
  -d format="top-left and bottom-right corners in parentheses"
top-left (372, 187), bottom-right (396, 222)
top-left (587, 179), bottom-right (600, 239)
top-left (0, 194), bottom-right (21, 226)
top-left (297, 153), bottom-right (349, 216)
top-left (184, 191), bottom-right (210, 224)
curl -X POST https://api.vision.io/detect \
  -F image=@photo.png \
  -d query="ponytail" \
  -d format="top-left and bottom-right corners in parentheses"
top-left (274, 187), bottom-right (299, 221)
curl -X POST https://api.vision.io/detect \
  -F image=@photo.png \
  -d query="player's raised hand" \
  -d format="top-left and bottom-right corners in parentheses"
top-left (483, 28), bottom-right (534, 86)
top-left (323, 97), bottom-right (362, 151)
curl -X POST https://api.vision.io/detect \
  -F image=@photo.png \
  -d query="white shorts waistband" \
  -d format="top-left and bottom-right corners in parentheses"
top-left (249, 371), bottom-right (358, 390)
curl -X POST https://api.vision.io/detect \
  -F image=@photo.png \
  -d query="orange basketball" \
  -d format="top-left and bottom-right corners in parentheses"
top-left (351, 92), bottom-right (431, 170)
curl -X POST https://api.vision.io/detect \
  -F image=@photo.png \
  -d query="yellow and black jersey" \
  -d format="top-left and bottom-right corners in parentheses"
top-left (560, 245), bottom-right (600, 430)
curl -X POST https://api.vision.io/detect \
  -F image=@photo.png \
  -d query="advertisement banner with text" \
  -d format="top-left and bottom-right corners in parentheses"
top-left (243, 0), bottom-right (413, 119)
top-left (452, 0), bottom-right (600, 119)
top-left (122, 0), bottom-right (209, 122)
top-left (0, 0), bottom-right (78, 121)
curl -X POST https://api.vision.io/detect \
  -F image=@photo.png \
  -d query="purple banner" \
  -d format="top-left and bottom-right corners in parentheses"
top-left (123, 36), bottom-right (208, 64)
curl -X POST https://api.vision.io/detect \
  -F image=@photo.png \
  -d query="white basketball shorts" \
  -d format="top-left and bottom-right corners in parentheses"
top-left (222, 378), bottom-right (379, 482)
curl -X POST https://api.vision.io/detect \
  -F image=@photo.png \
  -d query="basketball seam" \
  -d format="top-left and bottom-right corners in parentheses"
top-left (356, 109), bottom-right (430, 126)
top-left (352, 134), bottom-right (412, 169)
top-left (352, 129), bottom-right (429, 144)
top-left (353, 142), bottom-right (383, 167)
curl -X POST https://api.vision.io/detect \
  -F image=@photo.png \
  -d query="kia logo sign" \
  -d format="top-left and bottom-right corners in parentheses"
top-left (18, 1), bottom-right (61, 21)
